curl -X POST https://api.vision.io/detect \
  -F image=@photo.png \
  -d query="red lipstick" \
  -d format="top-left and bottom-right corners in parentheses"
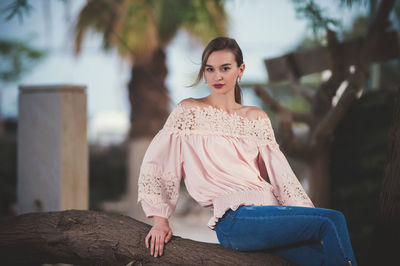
top-left (213, 84), bottom-right (224, 88)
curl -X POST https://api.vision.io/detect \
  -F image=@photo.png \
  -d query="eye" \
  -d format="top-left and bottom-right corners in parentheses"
top-left (222, 67), bottom-right (230, 71)
top-left (206, 67), bottom-right (213, 72)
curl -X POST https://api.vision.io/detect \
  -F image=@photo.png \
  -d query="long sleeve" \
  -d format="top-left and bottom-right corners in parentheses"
top-left (137, 129), bottom-right (184, 219)
top-left (256, 115), bottom-right (315, 208)
top-left (258, 143), bottom-right (315, 207)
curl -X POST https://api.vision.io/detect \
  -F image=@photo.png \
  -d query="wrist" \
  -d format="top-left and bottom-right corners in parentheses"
top-left (153, 216), bottom-right (169, 226)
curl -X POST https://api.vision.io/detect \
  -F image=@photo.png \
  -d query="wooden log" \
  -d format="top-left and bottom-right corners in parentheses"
top-left (265, 30), bottom-right (399, 83)
top-left (0, 210), bottom-right (293, 266)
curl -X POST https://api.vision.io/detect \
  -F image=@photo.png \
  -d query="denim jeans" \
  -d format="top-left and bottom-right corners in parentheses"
top-left (215, 205), bottom-right (357, 266)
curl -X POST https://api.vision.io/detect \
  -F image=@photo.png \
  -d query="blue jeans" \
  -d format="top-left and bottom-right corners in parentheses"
top-left (215, 205), bottom-right (357, 266)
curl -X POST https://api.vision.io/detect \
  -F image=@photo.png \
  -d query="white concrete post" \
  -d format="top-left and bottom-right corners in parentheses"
top-left (17, 85), bottom-right (88, 214)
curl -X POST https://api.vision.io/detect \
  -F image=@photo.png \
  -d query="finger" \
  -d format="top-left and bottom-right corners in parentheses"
top-left (145, 233), bottom-right (150, 249)
top-left (159, 235), bottom-right (165, 256)
top-left (150, 234), bottom-right (155, 256)
top-left (165, 230), bottom-right (172, 243)
top-left (154, 235), bottom-right (160, 257)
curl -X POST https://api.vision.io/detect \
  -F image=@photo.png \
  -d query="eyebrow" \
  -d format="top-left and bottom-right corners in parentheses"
top-left (205, 63), bottom-right (232, 67)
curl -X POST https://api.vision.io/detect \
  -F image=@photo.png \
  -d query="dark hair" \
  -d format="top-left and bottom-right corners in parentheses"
top-left (190, 37), bottom-right (244, 104)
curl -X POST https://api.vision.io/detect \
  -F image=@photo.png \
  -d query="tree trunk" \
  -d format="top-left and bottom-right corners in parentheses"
top-left (0, 210), bottom-right (293, 266)
top-left (127, 48), bottom-right (170, 221)
top-left (366, 87), bottom-right (400, 265)
top-left (128, 48), bottom-right (170, 139)
top-left (307, 147), bottom-right (331, 207)
top-left (101, 48), bottom-right (171, 223)
top-left (0, 88), bottom-right (4, 138)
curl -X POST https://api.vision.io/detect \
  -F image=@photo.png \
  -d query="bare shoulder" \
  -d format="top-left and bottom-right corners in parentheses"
top-left (177, 97), bottom-right (208, 108)
top-left (177, 97), bottom-right (197, 108)
top-left (245, 106), bottom-right (270, 120)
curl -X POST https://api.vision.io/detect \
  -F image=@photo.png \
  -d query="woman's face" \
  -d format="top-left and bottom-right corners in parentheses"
top-left (204, 49), bottom-right (245, 94)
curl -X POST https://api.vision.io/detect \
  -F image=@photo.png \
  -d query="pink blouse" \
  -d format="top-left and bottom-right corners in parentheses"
top-left (137, 100), bottom-right (315, 230)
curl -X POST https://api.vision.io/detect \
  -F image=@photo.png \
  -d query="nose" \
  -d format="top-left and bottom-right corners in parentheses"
top-left (214, 71), bottom-right (223, 81)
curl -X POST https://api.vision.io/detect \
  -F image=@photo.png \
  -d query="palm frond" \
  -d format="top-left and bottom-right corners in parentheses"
top-left (154, 0), bottom-right (189, 45)
top-left (1, 0), bottom-right (33, 23)
top-left (292, 0), bottom-right (342, 41)
top-left (182, 0), bottom-right (228, 45)
top-left (74, 0), bottom-right (228, 58)
top-left (117, 0), bottom-right (159, 58)
top-left (74, 0), bottom-right (124, 55)
top-left (0, 39), bottom-right (45, 82)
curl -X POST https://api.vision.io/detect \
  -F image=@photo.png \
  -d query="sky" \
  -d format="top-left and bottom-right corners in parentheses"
top-left (0, 0), bottom-right (368, 144)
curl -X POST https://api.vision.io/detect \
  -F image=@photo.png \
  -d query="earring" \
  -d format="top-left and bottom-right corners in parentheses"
top-left (237, 77), bottom-right (241, 83)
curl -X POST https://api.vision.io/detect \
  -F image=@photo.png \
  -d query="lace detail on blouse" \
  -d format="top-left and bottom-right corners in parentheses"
top-left (138, 163), bottom-right (180, 205)
top-left (272, 173), bottom-right (311, 205)
top-left (162, 103), bottom-right (279, 147)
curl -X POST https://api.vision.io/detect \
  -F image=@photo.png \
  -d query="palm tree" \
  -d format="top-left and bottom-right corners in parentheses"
top-left (74, 0), bottom-right (227, 223)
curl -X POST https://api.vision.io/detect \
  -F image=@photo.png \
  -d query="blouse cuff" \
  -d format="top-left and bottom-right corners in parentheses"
top-left (139, 200), bottom-right (174, 219)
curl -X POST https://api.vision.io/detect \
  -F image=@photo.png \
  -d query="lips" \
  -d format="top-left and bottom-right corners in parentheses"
top-left (213, 84), bottom-right (224, 88)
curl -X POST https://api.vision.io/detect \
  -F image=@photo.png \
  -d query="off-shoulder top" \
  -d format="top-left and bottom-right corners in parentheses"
top-left (137, 100), bottom-right (315, 230)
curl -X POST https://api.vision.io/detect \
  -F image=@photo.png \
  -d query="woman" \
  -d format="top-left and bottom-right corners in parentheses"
top-left (137, 37), bottom-right (357, 266)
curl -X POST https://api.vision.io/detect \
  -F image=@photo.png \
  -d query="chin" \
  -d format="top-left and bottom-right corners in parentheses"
top-left (209, 86), bottom-right (232, 93)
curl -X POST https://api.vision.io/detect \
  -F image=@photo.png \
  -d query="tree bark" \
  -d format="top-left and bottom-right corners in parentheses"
top-left (307, 147), bottom-right (331, 208)
top-left (0, 210), bottom-right (293, 266)
top-left (128, 47), bottom-right (170, 139)
top-left (0, 88), bottom-right (4, 138)
top-left (366, 87), bottom-right (400, 265)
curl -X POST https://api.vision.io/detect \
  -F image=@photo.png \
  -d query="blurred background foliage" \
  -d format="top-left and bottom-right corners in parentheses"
top-left (73, 0), bottom-right (227, 58)
top-left (0, 39), bottom-right (44, 83)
